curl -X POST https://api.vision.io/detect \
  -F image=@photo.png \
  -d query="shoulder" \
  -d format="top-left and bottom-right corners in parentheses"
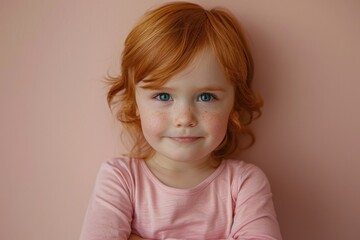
top-left (223, 159), bottom-right (272, 195)
top-left (101, 156), bottom-right (142, 173)
top-left (223, 159), bottom-right (266, 178)
top-left (95, 156), bottom-right (143, 190)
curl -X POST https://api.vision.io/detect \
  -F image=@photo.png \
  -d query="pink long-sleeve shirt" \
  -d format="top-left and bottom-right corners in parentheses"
top-left (80, 157), bottom-right (282, 240)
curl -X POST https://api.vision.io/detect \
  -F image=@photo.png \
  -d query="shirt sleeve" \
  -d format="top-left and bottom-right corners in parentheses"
top-left (229, 164), bottom-right (282, 240)
top-left (80, 160), bottom-right (134, 240)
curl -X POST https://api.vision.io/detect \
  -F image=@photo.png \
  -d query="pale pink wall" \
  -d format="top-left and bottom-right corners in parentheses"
top-left (1, 0), bottom-right (359, 239)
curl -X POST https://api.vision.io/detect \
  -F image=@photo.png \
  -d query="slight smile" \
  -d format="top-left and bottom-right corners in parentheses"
top-left (169, 137), bottom-right (202, 143)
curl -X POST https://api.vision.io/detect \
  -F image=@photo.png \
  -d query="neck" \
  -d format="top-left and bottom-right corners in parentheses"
top-left (144, 153), bottom-right (221, 189)
top-left (147, 153), bottom-right (218, 173)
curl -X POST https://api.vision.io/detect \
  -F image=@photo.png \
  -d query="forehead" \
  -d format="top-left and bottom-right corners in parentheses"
top-left (138, 48), bottom-right (231, 89)
top-left (176, 49), bottom-right (226, 83)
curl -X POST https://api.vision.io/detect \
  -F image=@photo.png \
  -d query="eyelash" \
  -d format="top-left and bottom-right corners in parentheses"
top-left (154, 93), bottom-right (172, 101)
top-left (153, 92), bottom-right (217, 102)
top-left (198, 93), bottom-right (217, 102)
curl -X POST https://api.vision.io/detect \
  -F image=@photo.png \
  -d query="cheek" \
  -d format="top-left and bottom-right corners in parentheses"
top-left (200, 111), bottom-right (230, 137)
top-left (140, 110), bottom-right (168, 136)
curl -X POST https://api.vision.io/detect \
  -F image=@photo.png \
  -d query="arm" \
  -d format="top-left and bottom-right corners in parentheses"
top-left (80, 160), bottom-right (134, 240)
top-left (229, 165), bottom-right (282, 240)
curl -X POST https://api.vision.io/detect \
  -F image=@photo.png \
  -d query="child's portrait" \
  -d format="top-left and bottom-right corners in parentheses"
top-left (1, 1), bottom-right (359, 240)
top-left (80, 2), bottom-right (281, 239)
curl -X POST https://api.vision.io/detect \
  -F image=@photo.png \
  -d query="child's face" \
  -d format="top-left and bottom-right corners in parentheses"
top-left (135, 49), bottom-right (235, 164)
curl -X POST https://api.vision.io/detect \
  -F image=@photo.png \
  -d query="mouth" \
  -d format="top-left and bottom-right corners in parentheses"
top-left (169, 137), bottom-right (202, 143)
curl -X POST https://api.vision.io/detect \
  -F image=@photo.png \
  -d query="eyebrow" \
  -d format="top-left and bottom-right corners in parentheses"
top-left (140, 86), bottom-right (226, 92)
top-left (197, 87), bottom-right (226, 92)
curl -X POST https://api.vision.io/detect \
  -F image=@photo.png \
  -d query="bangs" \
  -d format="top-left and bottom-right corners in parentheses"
top-left (121, 2), bottom-right (252, 90)
top-left (122, 3), bottom-right (214, 89)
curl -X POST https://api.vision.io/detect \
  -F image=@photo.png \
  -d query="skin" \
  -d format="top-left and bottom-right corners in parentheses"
top-left (131, 48), bottom-right (235, 239)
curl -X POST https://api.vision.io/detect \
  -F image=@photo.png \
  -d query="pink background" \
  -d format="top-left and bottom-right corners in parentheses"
top-left (1, 0), bottom-right (359, 239)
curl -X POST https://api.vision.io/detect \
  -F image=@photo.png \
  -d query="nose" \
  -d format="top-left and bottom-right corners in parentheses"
top-left (173, 105), bottom-right (197, 127)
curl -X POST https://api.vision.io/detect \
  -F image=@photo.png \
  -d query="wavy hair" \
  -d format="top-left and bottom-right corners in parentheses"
top-left (107, 1), bottom-right (263, 160)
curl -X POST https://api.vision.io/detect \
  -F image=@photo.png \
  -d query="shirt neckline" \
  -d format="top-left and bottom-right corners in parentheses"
top-left (139, 158), bottom-right (226, 195)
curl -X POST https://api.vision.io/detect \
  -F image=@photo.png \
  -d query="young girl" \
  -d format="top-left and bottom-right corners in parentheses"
top-left (80, 2), bottom-right (282, 240)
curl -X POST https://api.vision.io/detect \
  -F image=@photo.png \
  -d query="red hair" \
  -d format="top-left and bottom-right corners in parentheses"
top-left (107, 2), bottom-right (262, 160)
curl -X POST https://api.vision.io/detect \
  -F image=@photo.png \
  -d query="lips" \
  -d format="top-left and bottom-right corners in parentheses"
top-left (169, 137), bottom-right (202, 143)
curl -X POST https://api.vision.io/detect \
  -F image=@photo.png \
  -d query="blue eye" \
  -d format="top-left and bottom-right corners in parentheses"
top-left (198, 93), bottom-right (216, 102)
top-left (155, 93), bottom-right (172, 101)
